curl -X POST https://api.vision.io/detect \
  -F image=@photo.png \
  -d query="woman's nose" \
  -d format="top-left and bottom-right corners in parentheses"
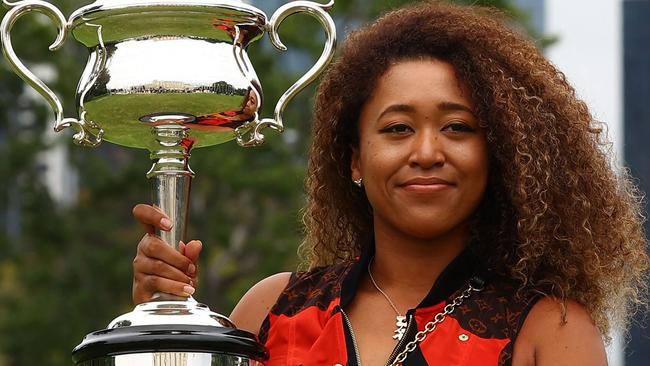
top-left (408, 131), bottom-right (445, 168)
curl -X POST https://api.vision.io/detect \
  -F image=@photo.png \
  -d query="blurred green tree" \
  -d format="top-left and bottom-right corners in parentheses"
top-left (0, 0), bottom-right (542, 364)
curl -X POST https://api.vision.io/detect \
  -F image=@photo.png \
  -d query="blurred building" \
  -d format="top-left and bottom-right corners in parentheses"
top-left (623, 0), bottom-right (650, 363)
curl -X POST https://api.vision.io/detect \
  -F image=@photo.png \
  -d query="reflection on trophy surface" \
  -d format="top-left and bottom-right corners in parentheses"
top-left (0, 0), bottom-right (336, 364)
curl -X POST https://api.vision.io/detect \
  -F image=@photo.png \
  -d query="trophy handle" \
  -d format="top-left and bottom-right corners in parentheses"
top-left (236, 0), bottom-right (336, 147)
top-left (1, 0), bottom-right (102, 146)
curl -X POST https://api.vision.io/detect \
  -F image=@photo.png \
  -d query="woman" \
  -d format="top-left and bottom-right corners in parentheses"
top-left (131, 1), bottom-right (648, 365)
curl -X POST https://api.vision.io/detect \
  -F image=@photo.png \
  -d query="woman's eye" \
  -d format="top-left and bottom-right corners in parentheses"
top-left (444, 122), bottom-right (474, 133)
top-left (380, 123), bottom-right (412, 134)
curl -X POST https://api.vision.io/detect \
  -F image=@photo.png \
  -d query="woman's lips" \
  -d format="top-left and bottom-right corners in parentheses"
top-left (399, 177), bottom-right (454, 192)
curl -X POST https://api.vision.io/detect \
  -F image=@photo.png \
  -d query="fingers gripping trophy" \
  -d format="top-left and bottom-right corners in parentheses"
top-left (1, 0), bottom-right (336, 364)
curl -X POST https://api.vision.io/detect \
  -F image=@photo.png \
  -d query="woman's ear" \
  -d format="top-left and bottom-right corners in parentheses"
top-left (350, 146), bottom-right (361, 182)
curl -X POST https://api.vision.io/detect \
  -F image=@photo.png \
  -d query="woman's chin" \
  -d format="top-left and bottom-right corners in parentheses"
top-left (393, 220), bottom-right (468, 242)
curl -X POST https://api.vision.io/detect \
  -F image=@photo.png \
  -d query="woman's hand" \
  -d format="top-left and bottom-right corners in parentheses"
top-left (131, 204), bottom-right (203, 305)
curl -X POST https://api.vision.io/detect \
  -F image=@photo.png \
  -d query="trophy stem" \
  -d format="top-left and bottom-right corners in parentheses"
top-left (146, 124), bottom-right (195, 253)
top-left (151, 173), bottom-right (192, 251)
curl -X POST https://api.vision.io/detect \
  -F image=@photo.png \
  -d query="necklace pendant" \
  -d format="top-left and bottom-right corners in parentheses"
top-left (393, 315), bottom-right (407, 341)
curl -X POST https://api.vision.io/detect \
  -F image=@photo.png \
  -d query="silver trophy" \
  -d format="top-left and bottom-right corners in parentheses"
top-left (1, 0), bottom-right (335, 364)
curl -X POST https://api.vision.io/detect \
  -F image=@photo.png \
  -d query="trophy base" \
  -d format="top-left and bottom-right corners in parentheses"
top-left (76, 352), bottom-right (261, 366)
top-left (72, 300), bottom-right (266, 365)
top-left (72, 324), bottom-right (266, 365)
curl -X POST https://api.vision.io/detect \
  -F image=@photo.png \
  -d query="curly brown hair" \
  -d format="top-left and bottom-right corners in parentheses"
top-left (299, 1), bottom-right (648, 336)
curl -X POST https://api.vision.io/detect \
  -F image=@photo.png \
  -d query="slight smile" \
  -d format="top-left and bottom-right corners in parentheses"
top-left (399, 177), bottom-right (455, 193)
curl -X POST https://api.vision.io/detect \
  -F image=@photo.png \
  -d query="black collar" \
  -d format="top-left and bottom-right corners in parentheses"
top-left (340, 242), bottom-right (481, 309)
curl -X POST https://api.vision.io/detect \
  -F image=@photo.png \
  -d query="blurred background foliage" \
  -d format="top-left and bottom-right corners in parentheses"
top-left (0, 0), bottom-right (540, 364)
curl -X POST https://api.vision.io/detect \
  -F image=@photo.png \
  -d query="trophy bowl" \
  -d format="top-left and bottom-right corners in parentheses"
top-left (1, 0), bottom-right (336, 364)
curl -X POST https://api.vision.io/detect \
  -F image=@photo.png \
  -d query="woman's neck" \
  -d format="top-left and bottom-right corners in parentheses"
top-left (368, 220), bottom-right (470, 306)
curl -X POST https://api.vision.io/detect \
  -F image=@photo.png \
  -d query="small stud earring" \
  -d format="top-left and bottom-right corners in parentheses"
top-left (353, 178), bottom-right (363, 187)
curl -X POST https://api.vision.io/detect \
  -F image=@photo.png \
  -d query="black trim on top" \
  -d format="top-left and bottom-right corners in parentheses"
top-left (416, 248), bottom-right (480, 308)
top-left (339, 242), bottom-right (481, 310)
top-left (339, 242), bottom-right (375, 309)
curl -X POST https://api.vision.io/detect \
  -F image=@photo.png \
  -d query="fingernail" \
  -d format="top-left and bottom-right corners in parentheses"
top-left (183, 285), bottom-right (195, 296)
top-left (187, 263), bottom-right (196, 276)
top-left (160, 218), bottom-right (173, 230)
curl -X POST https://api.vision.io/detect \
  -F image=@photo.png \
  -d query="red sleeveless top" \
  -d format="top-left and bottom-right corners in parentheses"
top-left (258, 245), bottom-right (539, 365)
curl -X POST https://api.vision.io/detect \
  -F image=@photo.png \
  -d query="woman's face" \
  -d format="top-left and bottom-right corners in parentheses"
top-left (351, 58), bottom-right (489, 240)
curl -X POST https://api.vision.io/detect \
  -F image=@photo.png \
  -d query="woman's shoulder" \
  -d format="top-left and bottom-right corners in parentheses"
top-left (468, 276), bottom-right (606, 365)
top-left (229, 272), bottom-right (293, 335)
top-left (512, 297), bottom-right (607, 366)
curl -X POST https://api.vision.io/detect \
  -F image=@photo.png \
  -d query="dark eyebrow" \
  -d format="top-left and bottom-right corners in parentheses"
top-left (377, 104), bottom-right (416, 120)
top-left (377, 102), bottom-right (475, 121)
top-left (438, 101), bottom-right (476, 116)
